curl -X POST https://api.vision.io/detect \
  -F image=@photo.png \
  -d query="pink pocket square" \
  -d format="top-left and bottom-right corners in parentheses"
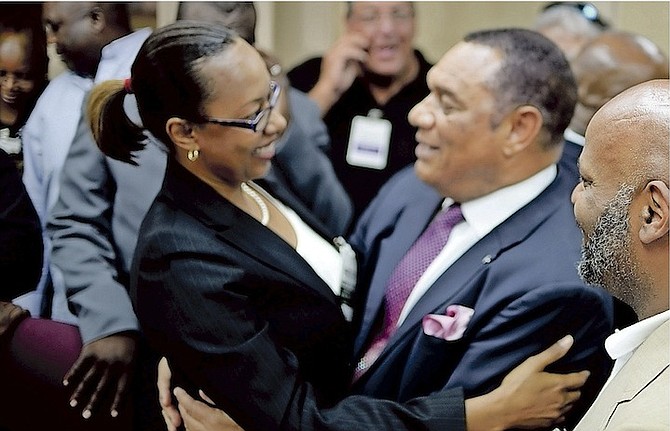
top-left (422, 305), bottom-right (474, 341)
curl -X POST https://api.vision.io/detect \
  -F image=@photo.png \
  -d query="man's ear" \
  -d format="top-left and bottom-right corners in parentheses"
top-left (89, 6), bottom-right (106, 33)
top-left (166, 117), bottom-right (197, 153)
top-left (502, 105), bottom-right (543, 157)
top-left (640, 180), bottom-right (669, 244)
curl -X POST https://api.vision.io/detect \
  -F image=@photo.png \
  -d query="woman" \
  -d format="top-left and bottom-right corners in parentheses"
top-left (0, 8), bottom-right (48, 172)
top-left (88, 22), bottom-right (586, 431)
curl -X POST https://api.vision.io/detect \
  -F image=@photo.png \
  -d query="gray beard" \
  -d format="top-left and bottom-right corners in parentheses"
top-left (578, 185), bottom-right (650, 312)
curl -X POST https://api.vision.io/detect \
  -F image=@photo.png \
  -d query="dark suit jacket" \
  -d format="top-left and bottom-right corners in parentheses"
top-left (1, 149), bottom-right (42, 300)
top-left (559, 137), bottom-right (582, 189)
top-left (348, 165), bottom-right (615, 428)
top-left (133, 160), bottom-right (468, 431)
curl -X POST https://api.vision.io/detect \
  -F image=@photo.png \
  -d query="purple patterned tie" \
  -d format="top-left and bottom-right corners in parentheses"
top-left (353, 204), bottom-right (464, 382)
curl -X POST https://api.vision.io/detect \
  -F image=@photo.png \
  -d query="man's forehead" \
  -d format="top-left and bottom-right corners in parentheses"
top-left (45, 2), bottom-right (89, 18)
top-left (429, 43), bottom-right (499, 87)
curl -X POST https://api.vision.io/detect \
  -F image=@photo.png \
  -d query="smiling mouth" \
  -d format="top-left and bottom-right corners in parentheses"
top-left (415, 141), bottom-right (441, 159)
top-left (371, 44), bottom-right (398, 58)
top-left (252, 141), bottom-right (276, 159)
top-left (1, 93), bottom-right (18, 104)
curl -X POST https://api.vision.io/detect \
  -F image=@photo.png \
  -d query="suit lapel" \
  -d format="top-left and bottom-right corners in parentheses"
top-left (379, 172), bottom-right (566, 358)
top-left (576, 321), bottom-right (669, 430)
top-left (164, 161), bottom-right (339, 306)
top-left (354, 193), bottom-right (442, 354)
top-left (256, 175), bottom-right (335, 239)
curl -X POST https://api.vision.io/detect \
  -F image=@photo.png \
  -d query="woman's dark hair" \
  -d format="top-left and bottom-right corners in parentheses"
top-left (0, 4), bottom-right (48, 82)
top-left (88, 21), bottom-right (237, 165)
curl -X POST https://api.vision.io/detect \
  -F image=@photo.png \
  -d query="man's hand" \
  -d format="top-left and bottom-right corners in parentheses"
top-left (173, 388), bottom-right (244, 431)
top-left (466, 335), bottom-right (590, 431)
top-left (63, 332), bottom-right (137, 419)
top-left (0, 301), bottom-right (29, 343)
top-left (158, 357), bottom-right (243, 431)
top-left (308, 32), bottom-right (369, 116)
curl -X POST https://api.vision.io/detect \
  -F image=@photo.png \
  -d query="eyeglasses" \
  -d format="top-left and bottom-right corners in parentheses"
top-left (350, 7), bottom-right (414, 26)
top-left (542, 2), bottom-right (609, 28)
top-left (203, 81), bottom-right (280, 133)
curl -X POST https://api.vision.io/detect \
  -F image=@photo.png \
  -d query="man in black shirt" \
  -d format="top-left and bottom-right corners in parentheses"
top-left (288, 2), bottom-right (431, 222)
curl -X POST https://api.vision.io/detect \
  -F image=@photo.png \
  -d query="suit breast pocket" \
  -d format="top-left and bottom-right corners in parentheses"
top-left (396, 330), bottom-right (468, 401)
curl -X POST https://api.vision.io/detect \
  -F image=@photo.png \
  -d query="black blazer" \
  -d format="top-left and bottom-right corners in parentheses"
top-left (132, 161), bottom-right (467, 431)
top-left (1, 149), bottom-right (42, 300)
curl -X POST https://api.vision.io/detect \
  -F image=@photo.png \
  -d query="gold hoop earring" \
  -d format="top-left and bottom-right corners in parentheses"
top-left (187, 149), bottom-right (200, 162)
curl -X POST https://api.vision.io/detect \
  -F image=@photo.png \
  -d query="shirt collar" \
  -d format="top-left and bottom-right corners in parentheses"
top-left (605, 310), bottom-right (670, 360)
top-left (442, 164), bottom-right (557, 237)
top-left (564, 128), bottom-right (585, 146)
top-left (96, 28), bottom-right (152, 82)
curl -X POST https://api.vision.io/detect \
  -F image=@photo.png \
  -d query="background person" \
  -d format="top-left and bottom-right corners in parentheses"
top-left (288, 1), bottom-right (431, 222)
top-left (39, 3), bottom-right (162, 428)
top-left (558, 30), bottom-right (669, 202)
top-left (533, 1), bottom-right (608, 64)
top-left (0, 5), bottom-right (48, 173)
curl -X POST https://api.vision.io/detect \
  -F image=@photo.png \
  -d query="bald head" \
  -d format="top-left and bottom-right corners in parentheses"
top-left (589, 79), bottom-right (669, 182)
top-left (177, 2), bottom-right (257, 45)
top-left (574, 79), bottom-right (669, 319)
top-left (570, 31), bottom-right (669, 135)
top-left (43, 2), bottom-right (130, 77)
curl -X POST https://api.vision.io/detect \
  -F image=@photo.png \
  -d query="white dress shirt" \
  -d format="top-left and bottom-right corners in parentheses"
top-left (603, 309), bottom-right (670, 387)
top-left (397, 164), bottom-right (557, 325)
top-left (564, 128), bottom-right (585, 146)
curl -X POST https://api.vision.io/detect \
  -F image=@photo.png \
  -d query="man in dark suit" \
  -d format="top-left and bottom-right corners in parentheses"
top-left (347, 28), bottom-right (614, 428)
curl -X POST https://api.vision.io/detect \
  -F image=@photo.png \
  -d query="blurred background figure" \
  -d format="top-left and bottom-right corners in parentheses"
top-left (0, 4), bottom-right (48, 173)
top-left (533, 1), bottom-right (609, 64)
top-left (288, 1), bottom-right (431, 223)
top-left (569, 30), bottom-right (669, 139)
top-left (177, 1), bottom-right (354, 236)
top-left (559, 30), bottom-right (669, 187)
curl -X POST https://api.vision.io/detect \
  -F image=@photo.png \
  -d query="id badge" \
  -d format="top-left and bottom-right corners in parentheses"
top-left (346, 113), bottom-right (392, 170)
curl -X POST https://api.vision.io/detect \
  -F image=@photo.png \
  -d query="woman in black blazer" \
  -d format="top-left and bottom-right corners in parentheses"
top-left (87, 21), bottom-right (588, 431)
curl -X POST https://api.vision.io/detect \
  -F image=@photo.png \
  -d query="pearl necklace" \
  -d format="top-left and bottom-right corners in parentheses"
top-left (240, 182), bottom-right (270, 226)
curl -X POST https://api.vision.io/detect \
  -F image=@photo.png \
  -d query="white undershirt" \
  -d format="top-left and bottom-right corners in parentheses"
top-left (397, 165), bottom-right (557, 325)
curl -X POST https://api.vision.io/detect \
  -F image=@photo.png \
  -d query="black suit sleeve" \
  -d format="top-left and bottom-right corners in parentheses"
top-left (135, 226), bottom-right (466, 431)
top-left (0, 149), bottom-right (42, 301)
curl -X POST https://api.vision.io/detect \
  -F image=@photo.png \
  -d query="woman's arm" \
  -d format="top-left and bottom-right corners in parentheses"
top-left (158, 336), bottom-right (587, 431)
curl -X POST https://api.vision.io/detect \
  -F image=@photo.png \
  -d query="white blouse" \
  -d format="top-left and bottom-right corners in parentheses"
top-left (254, 184), bottom-right (344, 296)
